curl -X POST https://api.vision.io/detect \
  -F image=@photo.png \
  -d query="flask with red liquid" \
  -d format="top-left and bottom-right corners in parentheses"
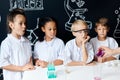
top-left (96, 49), bottom-right (105, 57)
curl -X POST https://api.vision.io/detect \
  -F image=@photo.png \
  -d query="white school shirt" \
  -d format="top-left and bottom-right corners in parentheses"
top-left (0, 34), bottom-right (32, 80)
top-left (34, 37), bottom-right (65, 62)
top-left (64, 38), bottom-right (94, 64)
top-left (90, 37), bottom-right (119, 59)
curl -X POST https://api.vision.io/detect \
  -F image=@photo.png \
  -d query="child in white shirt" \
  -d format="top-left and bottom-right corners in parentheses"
top-left (34, 17), bottom-right (65, 68)
top-left (90, 17), bottom-right (119, 63)
top-left (0, 8), bottom-right (34, 80)
top-left (64, 20), bottom-right (94, 66)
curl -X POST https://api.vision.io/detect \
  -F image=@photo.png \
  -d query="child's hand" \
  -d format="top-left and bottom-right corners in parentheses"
top-left (35, 59), bottom-right (41, 66)
top-left (99, 46), bottom-right (113, 57)
top-left (97, 57), bottom-right (105, 63)
top-left (40, 61), bottom-right (48, 68)
top-left (82, 36), bottom-right (90, 44)
top-left (22, 63), bottom-right (35, 71)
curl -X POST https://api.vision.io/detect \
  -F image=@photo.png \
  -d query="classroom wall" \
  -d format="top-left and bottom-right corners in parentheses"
top-left (0, 0), bottom-right (120, 79)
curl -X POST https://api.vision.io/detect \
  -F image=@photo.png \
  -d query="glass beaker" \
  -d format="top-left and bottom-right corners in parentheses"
top-left (93, 63), bottom-right (103, 80)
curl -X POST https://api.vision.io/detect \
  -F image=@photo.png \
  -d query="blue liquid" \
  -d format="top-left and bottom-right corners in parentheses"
top-left (47, 64), bottom-right (56, 78)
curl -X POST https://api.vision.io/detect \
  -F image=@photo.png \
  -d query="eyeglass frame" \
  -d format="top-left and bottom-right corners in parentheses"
top-left (71, 29), bottom-right (90, 33)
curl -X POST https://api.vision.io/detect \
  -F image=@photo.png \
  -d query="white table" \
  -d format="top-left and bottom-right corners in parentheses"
top-left (22, 60), bottom-right (120, 80)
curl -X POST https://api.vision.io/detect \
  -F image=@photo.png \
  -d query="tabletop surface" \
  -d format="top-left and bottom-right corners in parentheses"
top-left (22, 60), bottom-right (120, 80)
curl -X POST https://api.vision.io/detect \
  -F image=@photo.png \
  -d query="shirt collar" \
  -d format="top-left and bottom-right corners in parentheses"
top-left (8, 34), bottom-right (26, 43)
top-left (43, 37), bottom-right (56, 47)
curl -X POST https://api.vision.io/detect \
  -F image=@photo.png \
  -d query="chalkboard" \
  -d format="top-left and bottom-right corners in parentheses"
top-left (0, 0), bottom-right (120, 45)
top-left (0, 0), bottom-right (120, 80)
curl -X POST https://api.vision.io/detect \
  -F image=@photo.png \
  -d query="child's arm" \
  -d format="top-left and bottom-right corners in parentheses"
top-left (67, 61), bottom-right (86, 66)
top-left (34, 59), bottom-right (48, 68)
top-left (29, 57), bottom-right (34, 64)
top-left (2, 63), bottom-right (34, 72)
top-left (97, 56), bottom-right (116, 63)
top-left (40, 59), bottom-right (63, 67)
top-left (81, 44), bottom-right (88, 64)
top-left (100, 47), bottom-right (120, 57)
top-left (81, 36), bottom-right (90, 64)
top-left (40, 61), bottom-right (48, 68)
top-left (55, 40), bottom-right (65, 66)
top-left (104, 56), bottom-right (116, 62)
top-left (53, 59), bottom-right (63, 65)
top-left (34, 58), bottom-right (42, 66)
top-left (2, 57), bottom-right (34, 71)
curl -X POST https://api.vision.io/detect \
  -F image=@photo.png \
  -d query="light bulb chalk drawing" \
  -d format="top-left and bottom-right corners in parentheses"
top-left (26, 18), bottom-right (39, 45)
top-left (113, 7), bottom-right (120, 38)
top-left (64, 0), bottom-right (92, 31)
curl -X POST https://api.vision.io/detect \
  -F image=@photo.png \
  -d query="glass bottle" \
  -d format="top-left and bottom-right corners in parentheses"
top-left (47, 61), bottom-right (56, 78)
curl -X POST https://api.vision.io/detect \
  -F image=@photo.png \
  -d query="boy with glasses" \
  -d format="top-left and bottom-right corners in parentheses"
top-left (64, 20), bottom-right (94, 66)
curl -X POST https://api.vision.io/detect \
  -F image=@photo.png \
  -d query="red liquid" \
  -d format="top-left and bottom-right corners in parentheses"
top-left (96, 49), bottom-right (104, 57)
top-left (94, 77), bottom-right (102, 80)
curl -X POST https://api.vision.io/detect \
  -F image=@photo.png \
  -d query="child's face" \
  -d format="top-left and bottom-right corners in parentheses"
top-left (42, 21), bottom-right (56, 41)
top-left (9, 14), bottom-right (26, 39)
top-left (95, 24), bottom-right (108, 39)
top-left (72, 24), bottom-right (88, 41)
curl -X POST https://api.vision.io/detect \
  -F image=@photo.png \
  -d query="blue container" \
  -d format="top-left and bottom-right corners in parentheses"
top-left (47, 64), bottom-right (57, 78)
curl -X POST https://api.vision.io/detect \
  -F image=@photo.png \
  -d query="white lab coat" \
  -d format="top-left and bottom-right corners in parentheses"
top-left (64, 38), bottom-right (94, 64)
top-left (90, 37), bottom-right (119, 59)
top-left (0, 34), bottom-right (32, 80)
top-left (34, 37), bottom-right (65, 62)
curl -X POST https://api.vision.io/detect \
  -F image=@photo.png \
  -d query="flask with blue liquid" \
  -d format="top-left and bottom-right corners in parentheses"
top-left (47, 62), bottom-right (56, 78)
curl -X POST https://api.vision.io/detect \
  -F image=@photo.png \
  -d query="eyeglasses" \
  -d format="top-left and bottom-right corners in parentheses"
top-left (71, 29), bottom-right (89, 33)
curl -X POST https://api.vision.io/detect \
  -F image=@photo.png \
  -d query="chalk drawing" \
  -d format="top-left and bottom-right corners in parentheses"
top-left (26, 18), bottom-right (39, 45)
top-left (64, 0), bottom-right (92, 31)
top-left (9, 0), bottom-right (44, 11)
top-left (113, 7), bottom-right (120, 38)
top-left (0, 15), bottom-right (1, 22)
